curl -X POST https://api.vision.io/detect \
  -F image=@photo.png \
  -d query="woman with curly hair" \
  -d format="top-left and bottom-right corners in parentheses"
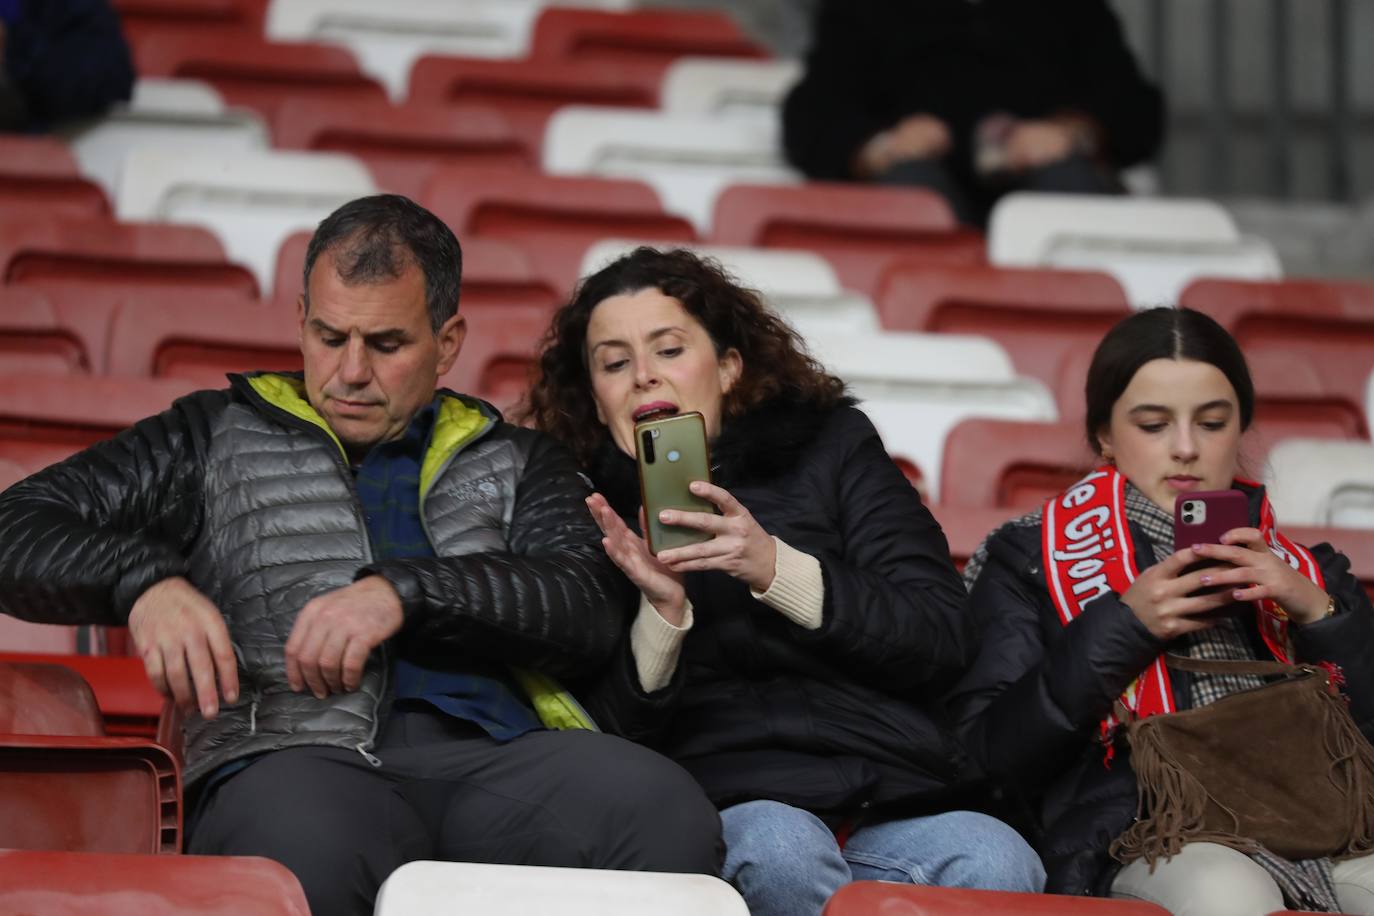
top-left (525, 247), bottom-right (1044, 915)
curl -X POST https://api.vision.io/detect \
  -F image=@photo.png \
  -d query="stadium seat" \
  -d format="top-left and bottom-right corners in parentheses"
top-left (115, 146), bottom-right (377, 296)
top-left (0, 654), bottom-right (167, 739)
top-left (130, 30), bottom-right (387, 123)
top-left (67, 77), bottom-right (270, 202)
top-left (271, 230), bottom-right (556, 313)
top-left (424, 166), bottom-right (696, 297)
top-left (111, 0), bottom-right (267, 47)
top-left (710, 182), bottom-right (984, 299)
top-left (1264, 439), bottom-right (1374, 528)
top-left (438, 302), bottom-right (552, 413)
top-left (272, 99), bottom-right (530, 200)
top-left (822, 882), bottom-right (1171, 914)
top-left (0, 216), bottom-right (258, 371)
top-left (929, 502), bottom-right (1032, 572)
top-left (987, 192), bottom-right (1278, 307)
top-left (580, 239), bottom-right (880, 338)
top-left (0, 374), bottom-right (201, 473)
top-left (374, 860), bottom-right (748, 915)
top-left (0, 136), bottom-right (109, 219)
top-left (1179, 277), bottom-right (1374, 331)
top-left (543, 107), bottom-right (799, 232)
top-left (0, 662), bottom-right (181, 854)
top-left (659, 57), bottom-right (802, 124)
top-left (0, 289), bottom-right (89, 375)
top-left (106, 292), bottom-right (297, 385)
top-left (0, 849), bottom-right (310, 915)
top-left (529, 7), bottom-right (767, 67)
top-left (407, 55), bottom-right (663, 158)
top-left (807, 332), bottom-right (1058, 495)
top-left (939, 419), bottom-right (1094, 509)
top-left (876, 263), bottom-right (1130, 416)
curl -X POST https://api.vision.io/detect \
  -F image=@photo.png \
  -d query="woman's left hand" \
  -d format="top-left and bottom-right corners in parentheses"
top-left (1191, 528), bottom-right (1333, 624)
top-left (656, 481), bottom-right (777, 594)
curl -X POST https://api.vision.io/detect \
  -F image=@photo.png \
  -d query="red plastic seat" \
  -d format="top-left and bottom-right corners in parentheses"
top-left (107, 292), bottom-right (297, 385)
top-left (112, 0), bottom-right (266, 47)
top-left (0, 136), bottom-right (109, 219)
top-left (1180, 277), bottom-right (1374, 331)
top-left (529, 7), bottom-right (768, 66)
top-left (940, 419), bottom-right (1095, 509)
top-left (710, 183), bottom-right (985, 298)
top-left (928, 503), bottom-right (1027, 572)
top-left (272, 230), bottom-right (558, 313)
top-left (407, 56), bottom-right (664, 158)
top-left (877, 262), bottom-right (1131, 416)
top-left (273, 99), bottom-right (531, 200)
top-left (0, 849), bottom-right (310, 915)
top-left (823, 882), bottom-right (1172, 914)
top-left (0, 288), bottom-right (89, 374)
top-left (0, 374), bottom-right (201, 473)
top-left (424, 166), bottom-right (697, 298)
top-left (0, 215), bottom-right (258, 373)
top-left (131, 31), bottom-right (387, 123)
top-left (0, 662), bottom-right (181, 854)
top-left (0, 653), bottom-right (166, 738)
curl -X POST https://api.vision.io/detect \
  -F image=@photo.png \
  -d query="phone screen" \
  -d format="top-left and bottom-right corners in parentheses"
top-left (635, 412), bottom-right (715, 555)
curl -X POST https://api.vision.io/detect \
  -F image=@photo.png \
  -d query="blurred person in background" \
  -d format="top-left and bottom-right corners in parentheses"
top-left (783, 0), bottom-right (1164, 226)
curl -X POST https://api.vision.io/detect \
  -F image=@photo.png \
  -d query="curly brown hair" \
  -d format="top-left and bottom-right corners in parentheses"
top-left (521, 247), bottom-right (846, 464)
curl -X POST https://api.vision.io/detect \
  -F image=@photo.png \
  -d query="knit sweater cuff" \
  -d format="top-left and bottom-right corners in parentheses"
top-left (751, 536), bottom-right (824, 630)
top-left (630, 592), bottom-right (694, 694)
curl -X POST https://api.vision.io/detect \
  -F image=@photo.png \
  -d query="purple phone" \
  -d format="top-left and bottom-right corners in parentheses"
top-left (1174, 489), bottom-right (1250, 600)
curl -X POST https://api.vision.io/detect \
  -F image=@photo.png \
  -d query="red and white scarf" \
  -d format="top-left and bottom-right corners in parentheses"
top-left (1042, 467), bottom-right (1324, 744)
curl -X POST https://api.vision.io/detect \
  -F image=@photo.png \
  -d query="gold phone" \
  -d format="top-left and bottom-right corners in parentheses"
top-left (635, 411), bottom-right (714, 555)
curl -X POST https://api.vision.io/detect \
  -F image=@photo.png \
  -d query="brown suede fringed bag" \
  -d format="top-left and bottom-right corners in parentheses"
top-left (1110, 654), bottom-right (1374, 868)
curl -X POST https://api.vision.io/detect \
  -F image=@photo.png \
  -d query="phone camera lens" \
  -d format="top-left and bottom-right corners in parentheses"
top-left (1183, 512), bottom-right (1194, 523)
top-left (640, 429), bottom-right (656, 464)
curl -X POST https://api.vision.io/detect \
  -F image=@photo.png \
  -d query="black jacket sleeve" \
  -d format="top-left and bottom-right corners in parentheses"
top-left (365, 433), bottom-right (633, 680)
top-left (1291, 543), bottom-right (1374, 739)
top-left (786, 408), bottom-right (972, 693)
top-left (0, 391), bottom-right (219, 625)
top-left (781, 0), bottom-right (893, 180)
top-left (949, 526), bottom-right (1164, 792)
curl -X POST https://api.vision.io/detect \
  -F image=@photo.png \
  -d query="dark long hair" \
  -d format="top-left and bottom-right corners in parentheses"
top-left (1085, 306), bottom-right (1255, 454)
top-left (522, 247), bottom-right (846, 464)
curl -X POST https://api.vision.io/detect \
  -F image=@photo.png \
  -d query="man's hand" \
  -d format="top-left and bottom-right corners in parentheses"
top-left (128, 577), bottom-right (239, 719)
top-left (285, 576), bottom-right (403, 698)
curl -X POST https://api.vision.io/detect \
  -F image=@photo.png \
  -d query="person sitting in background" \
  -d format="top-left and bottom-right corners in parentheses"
top-left (0, 0), bottom-right (134, 131)
top-left (0, 196), bottom-right (722, 916)
top-left (950, 307), bottom-right (1374, 915)
top-left (524, 247), bottom-right (1045, 916)
top-left (782, 0), bottom-right (1164, 226)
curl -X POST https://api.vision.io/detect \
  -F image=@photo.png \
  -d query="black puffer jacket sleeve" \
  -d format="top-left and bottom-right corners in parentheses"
top-left (365, 434), bottom-right (633, 680)
top-left (1291, 544), bottom-right (1374, 739)
top-left (579, 622), bottom-right (688, 745)
top-left (949, 524), bottom-right (1164, 792)
top-left (787, 408), bottom-right (971, 692)
top-left (0, 391), bottom-right (222, 624)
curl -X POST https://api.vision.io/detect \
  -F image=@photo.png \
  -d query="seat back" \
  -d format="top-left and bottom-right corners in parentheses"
top-left (939, 419), bottom-right (1094, 509)
top-left (1180, 277), bottom-right (1374, 331)
top-left (0, 288), bottom-right (90, 375)
top-left (0, 136), bottom-right (110, 219)
top-left (529, 7), bottom-right (766, 66)
top-left (106, 292), bottom-right (296, 383)
top-left (0, 663), bottom-right (105, 737)
top-left (375, 860), bottom-right (749, 915)
top-left (1264, 439), bottom-right (1374, 528)
top-left (823, 881), bottom-right (1171, 914)
top-left (660, 58), bottom-right (801, 124)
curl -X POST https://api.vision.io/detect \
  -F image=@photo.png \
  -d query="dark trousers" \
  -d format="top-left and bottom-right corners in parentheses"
top-left (878, 153), bottom-right (1124, 227)
top-left (187, 707), bottom-right (723, 916)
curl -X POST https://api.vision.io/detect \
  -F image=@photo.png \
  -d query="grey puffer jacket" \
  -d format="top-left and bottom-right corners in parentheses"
top-left (0, 373), bottom-right (629, 783)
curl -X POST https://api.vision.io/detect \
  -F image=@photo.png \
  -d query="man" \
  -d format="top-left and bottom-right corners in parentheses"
top-left (0, 195), bottom-right (721, 914)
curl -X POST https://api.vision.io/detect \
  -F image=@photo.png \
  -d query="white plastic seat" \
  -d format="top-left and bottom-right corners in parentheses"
top-left (542, 106), bottom-right (801, 233)
top-left (580, 239), bottom-right (879, 339)
top-left (807, 332), bottom-right (1058, 494)
top-left (1045, 235), bottom-right (1283, 308)
top-left (1264, 439), bottom-right (1374, 528)
top-left (659, 57), bottom-right (801, 125)
top-left (989, 192), bottom-right (1243, 265)
top-left (115, 147), bottom-right (376, 296)
top-left (64, 78), bottom-right (270, 201)
top-left (372, 861), bottom-right (749, 915)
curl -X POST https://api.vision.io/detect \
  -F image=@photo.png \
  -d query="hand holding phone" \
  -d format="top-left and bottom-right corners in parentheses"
top-left (636, 412), bottom-right (715, 555)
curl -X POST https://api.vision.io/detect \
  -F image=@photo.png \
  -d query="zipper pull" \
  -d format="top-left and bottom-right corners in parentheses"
top-left (356, 743), bottom-right (383, 768)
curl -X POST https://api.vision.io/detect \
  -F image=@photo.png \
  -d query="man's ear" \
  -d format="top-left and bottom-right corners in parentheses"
top-left (435, 312), bottom-right (467, 377)
top-left (297, 294), bottom-right (308, 348)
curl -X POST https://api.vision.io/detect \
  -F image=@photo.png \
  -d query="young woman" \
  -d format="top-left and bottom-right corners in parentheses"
top-left (950, 307), bottom-right (1374, 915)
top-left (525, 247), bottom-right (1044, 916)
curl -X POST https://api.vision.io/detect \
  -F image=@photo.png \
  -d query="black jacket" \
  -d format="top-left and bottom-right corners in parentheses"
top-left (949, 486), bottom-right (1374, 895)
top-left (581, 399), bottom-right (974, 816)
top-left (782, 0), bottom-right (1164, 181)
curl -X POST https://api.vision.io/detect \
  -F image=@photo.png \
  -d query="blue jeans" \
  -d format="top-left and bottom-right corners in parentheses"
top-left (720, 800), bottom-right (1045, 916)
